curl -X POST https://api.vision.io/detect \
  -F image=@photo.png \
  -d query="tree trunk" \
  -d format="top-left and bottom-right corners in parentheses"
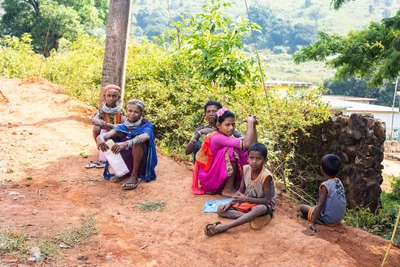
top-left (99, 0), bottom-right (132, 108)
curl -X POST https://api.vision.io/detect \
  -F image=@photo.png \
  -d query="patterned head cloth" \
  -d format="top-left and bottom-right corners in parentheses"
top-left (103, 84), bottom-right (121, 94)
top-left (127, 99), bottom-right (145, 112)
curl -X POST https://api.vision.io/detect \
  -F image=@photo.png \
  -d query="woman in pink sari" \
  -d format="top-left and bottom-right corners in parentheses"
top-left (192, 108), bottom-right (257, 197)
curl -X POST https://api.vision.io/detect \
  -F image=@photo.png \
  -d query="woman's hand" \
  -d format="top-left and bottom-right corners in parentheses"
top-left (243, 115), bottom-right (258, 125)
top-left (111, 142), bottom-right (127, 154)
top-left (96, 135), bottom-right (109, 152)
top-left (105, 122), bottom-right (114, 129)
top-left (97, 141), bottom-right (109, 152)
top-left (232, 192), bottom-right (248, 203)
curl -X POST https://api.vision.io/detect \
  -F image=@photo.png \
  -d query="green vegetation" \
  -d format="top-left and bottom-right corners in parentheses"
top-left (0, 214), bottom-right (96, 261)
top-left (55, 214), bottom-right (97, 248)
top-left (137, 200), bottom-right (166, 211)
top-left (0, 0), bottom-right (109, 53)
top-left (344, 175), bottom-right (400, 244)
top-left (0, 227), bottom-right (30, 259)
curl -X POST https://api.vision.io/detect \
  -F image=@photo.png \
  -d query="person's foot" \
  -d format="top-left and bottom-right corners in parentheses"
top-left (122, 176), bottom-right (141, 190)
top-left (204, 222), bottom-right (228, 237)
top-left (221, 189), bottom-right (236, 197)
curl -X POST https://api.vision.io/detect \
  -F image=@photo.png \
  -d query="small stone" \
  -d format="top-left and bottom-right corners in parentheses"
top-left (32, 209), bottom-right (39, 215)
top-left (9, 191), bottom-right (20, 196)
top-left (30, 247), bottom-right (40, 254)
top-left (77, 256), bottom-right (88, 261)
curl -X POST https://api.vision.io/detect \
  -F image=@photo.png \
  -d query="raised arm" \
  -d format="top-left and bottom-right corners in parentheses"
top-left (242, 115), bottom-right (258, 149)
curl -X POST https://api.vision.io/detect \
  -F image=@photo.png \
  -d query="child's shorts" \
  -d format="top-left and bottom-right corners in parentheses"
top-left (307, 207), bottom-right (339, 226)
top-left (232, 202), bottom-right (274, 216)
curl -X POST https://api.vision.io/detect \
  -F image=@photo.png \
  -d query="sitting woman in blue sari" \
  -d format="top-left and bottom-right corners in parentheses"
top-left (97, 99), bottom-right (157, 190)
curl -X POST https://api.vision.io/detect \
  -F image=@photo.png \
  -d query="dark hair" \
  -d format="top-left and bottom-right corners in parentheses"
top-left (204, 100), bottom-right (222, 113)
top-left (248, 143), bottom-right (268, 158)
top-left (216, 110), bottom-right (235, 124)
top-left (321, 154), bottom-right (341, 177)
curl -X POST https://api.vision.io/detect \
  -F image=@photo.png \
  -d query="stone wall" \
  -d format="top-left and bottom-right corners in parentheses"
top-left (293, 114), bottom-right (386, 212)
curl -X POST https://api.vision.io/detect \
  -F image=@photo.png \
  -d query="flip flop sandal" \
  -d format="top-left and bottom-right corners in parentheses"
top-left (85, 161), bottom-right (99, 169)
top-left (95, 161), bottom-right (106, 168)
top-left (122, 179), bottom-right (142, 190)
top-left (204, 221), bottom-right (222, 237)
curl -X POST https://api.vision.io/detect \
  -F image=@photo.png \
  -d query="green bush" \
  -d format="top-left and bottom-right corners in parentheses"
top-left (344, 175), bottom-right (400, 243)
top-left (0, 34), bottom-right (43, 78)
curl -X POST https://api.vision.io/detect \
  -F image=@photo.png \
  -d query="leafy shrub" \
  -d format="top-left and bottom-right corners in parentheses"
top-left (0, 34), bottom-right (43, 78)
top-left (344, 175), bottom-right (400, 243)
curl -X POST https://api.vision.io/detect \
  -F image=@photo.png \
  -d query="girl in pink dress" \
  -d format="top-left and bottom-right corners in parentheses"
top-left (192, 108), bottom-right (258, 197)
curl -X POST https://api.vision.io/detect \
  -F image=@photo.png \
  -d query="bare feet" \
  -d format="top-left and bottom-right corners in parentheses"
top-left (221, 189), bottom-right (236, 197)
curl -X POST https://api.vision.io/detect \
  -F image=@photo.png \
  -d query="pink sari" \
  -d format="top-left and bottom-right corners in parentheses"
top-left (191, 132), bottom-right (247, 194)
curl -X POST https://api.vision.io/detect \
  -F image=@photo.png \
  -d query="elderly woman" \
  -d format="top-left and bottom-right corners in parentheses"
top-left (97, 99), bottom-right (157, 190)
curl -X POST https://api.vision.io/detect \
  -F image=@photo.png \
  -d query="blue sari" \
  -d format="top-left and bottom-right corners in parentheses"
top-left (103, 121), bottom-right (158, 182)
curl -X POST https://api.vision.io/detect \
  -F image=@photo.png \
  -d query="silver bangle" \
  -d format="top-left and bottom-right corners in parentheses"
top-left (127, 136), bottom-right (141, 148)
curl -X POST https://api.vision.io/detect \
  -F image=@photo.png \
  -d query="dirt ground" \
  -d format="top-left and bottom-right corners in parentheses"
top-left (0, 77), bottom-right (399, 266)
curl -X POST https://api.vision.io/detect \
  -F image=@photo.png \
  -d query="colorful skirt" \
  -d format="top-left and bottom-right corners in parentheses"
top-left (193, 147), bottom-right (247, 194)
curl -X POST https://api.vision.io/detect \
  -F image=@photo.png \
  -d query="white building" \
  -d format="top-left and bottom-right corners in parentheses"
top-left (322, 95), bottom-right (400, 139)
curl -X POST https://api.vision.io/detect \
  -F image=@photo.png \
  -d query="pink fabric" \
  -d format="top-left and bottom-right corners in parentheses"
top-left (196, 133), bottom-right (247, 194)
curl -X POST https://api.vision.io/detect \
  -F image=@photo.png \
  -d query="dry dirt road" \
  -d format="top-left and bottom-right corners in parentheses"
top-left (0, 77), bottom-right (399, 266)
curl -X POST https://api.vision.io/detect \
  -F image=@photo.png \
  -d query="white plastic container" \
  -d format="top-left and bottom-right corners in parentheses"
top-left (104, 140), bottom-right (129, 177)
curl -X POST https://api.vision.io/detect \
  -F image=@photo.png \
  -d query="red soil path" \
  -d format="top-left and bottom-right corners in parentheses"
top-left (0, 77), bottom-right (399, 266)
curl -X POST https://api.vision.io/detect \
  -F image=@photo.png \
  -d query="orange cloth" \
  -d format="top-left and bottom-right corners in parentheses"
top-left (195, 132), bottom-right (217, 172)
top-left (232, 202), bottom-right (258, 213)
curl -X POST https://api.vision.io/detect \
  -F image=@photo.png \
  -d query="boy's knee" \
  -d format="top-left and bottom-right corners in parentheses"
top-left (254, 204), bottom-right (268, 213)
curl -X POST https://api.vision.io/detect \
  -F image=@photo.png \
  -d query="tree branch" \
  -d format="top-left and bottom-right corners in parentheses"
top-left (26, 0), bottom-right (39, 13)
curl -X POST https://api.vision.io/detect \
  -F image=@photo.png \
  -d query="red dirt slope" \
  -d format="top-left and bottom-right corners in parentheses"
top-left (0, 77), bottom-right (399, 266)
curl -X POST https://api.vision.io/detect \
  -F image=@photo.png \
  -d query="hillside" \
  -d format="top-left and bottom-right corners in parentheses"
top-left (0, 77), bottom-right (399, 266)
top-left (131, 0), bottom-right (400, 84)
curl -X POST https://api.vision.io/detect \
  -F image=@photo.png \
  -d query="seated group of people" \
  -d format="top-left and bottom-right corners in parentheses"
top-left (88, 85), bottom-right (347, 236)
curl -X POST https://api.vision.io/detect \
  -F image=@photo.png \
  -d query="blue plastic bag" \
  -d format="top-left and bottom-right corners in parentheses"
top-left (204, 198), bottom-right (232, 213)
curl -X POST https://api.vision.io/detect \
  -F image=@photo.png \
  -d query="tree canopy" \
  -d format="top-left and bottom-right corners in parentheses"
top-left (293, 9), bottom-right (400, 86)
top-left (0, 0), bottom-right (109, 53)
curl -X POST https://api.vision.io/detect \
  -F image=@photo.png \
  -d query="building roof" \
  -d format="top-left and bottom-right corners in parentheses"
top-left (265, 80), bottom-right (313, 87)
top-left (324, 98), bottom-right (399, 113)
top-left (322, 95), bottom-right (377, 102)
